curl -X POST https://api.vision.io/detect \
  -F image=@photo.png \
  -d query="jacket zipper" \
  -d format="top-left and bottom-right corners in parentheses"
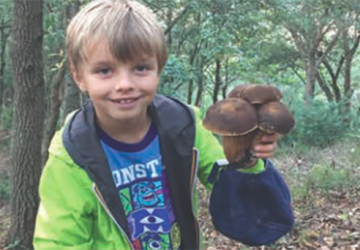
top-left (190, 148), bottom-right (201, 249)
top-left (92, 184), bottom-right (134, 250)
top-left (92, 149), bottom-right (200, 250)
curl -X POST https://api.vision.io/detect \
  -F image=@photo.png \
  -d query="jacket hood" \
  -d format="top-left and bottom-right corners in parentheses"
top-left (62, 95), bottom-right (194, 169)
top-left (59, 95), bottom-right (199, 248)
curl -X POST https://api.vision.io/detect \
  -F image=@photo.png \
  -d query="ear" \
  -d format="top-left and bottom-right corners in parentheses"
top-left (70, 64), bottom-right (87, 92)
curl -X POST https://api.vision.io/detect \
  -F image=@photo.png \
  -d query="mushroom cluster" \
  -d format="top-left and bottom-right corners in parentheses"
top-left (203, 84), bottom-right (295, 168)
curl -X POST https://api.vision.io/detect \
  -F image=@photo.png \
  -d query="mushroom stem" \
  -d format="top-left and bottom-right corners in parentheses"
top-left (222, 130), bottom-right (257, 164)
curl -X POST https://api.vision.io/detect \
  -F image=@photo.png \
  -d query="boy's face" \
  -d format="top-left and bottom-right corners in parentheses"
top-left (72, 40), bottom-right (160, 126)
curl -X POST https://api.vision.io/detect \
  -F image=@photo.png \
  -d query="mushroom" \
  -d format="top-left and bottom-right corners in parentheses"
top-left (257, 101), bottom-right (295, 134)
top-left (227, 84), bottom-right (283, 105)
top-left (251, 101), bottom-right (296, 148)
top-left (203, 98), bottom-right (258, 163)
top-left (203, 84), bottom-right (295, 168)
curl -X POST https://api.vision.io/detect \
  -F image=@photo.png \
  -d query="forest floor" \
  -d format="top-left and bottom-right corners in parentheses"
top-left (0, 140), bottom-right (359, 249)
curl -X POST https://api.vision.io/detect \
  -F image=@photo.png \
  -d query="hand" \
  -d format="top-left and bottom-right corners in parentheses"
top-left (253, 133), bottom-right (281, 159)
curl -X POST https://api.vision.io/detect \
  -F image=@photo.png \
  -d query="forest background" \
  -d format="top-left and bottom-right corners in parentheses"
top-left (0, 0), bottom-right (360, 249)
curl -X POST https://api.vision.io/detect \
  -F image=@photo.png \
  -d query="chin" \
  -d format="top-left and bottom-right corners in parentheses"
top-left (114, 112), bottom-right (144, 122)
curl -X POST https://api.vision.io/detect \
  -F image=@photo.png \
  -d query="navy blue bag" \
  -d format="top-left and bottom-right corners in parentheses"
top-left (208, 159), bottom-right (295, 246)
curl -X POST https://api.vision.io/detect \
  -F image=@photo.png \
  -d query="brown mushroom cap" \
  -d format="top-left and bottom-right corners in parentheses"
top-left (203, 98), bottom-right (258, 136)
top-left (257, 101), bottom-right (295, 134)
top-left (227, 84), bottom-right (283, 105)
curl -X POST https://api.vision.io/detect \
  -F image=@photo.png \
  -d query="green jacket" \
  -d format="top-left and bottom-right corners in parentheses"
top-left (33, 95), bottom-right (264, 250)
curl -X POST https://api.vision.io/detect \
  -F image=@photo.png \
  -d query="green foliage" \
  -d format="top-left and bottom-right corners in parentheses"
top-left (0, 106), bottom-right (13, 130)
top-left (159, 54), bottom-right (194, 100)
top-left (281, 98), bottom-right (353, 148)
top-left (308, 164), bottom-right (353, 193)
top-left (291, 162), bottom-right (360, 202)
top-left (0, 171), bottom-right (9, 202)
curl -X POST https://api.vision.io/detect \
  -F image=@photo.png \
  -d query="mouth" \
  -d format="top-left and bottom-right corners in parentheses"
top-left (143, 193), bottom-right (155, 201)
top-left (111, 96), bottom-right (141, 104)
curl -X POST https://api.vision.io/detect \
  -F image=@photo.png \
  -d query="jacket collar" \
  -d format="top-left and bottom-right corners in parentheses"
top-left (63, 95), bottom-right (193, 169)
top-left (62, 95), bottom-right (198, 247)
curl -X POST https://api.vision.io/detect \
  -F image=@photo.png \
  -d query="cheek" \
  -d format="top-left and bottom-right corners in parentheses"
top-left (143, 77), bottom-right (159, 96)
top-left (150, 77), bottom-right (160, 91)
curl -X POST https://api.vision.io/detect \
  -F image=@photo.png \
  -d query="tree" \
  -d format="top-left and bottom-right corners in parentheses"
top-left (6, 0), bottom-right (45, 249)
top-left (61, 1), bottom-right (81, 123)
top-left (0, 21), bottom-right (11, 127)
top-left (0, 1), bottom-right (13, 128)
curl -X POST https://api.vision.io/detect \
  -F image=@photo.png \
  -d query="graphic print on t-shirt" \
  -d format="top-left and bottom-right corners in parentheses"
top-left (98, 123), bottom-right (180, 250)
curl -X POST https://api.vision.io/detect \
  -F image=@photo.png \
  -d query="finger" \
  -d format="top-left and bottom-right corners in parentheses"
top-left (260, 133), bottom-right (281, 144)
top-left (256, 152), bottom-right (274, 158)
top-left (254, 143), bottom-right (277, 158)
top-left (254, 143), bottom-right (276, 153)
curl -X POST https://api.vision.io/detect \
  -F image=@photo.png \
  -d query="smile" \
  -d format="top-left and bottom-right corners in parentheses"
top-left (143, 193), bottom-right (155, 201)
top-left (111, 97), bottom-right (140, 104)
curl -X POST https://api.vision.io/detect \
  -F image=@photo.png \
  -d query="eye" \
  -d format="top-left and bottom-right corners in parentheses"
top-left (135, 65), bottom-right (149, 72)
top-left (149, 240), bottom-right (161, 250)
top-left (96, 67), bottom-right (112, 76)
top-left (140, 215), bottom-right (164, 224)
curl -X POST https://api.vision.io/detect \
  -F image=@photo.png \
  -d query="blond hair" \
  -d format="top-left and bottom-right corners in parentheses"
top-left (66, 0), bottom-right (168, 73)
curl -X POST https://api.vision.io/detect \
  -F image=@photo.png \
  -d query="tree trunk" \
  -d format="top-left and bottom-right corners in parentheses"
top-left (194, 78), bottom-right (203, 107)
top-left (342, 31), bottom-right (360, 99)
top-left (194, 57), bottom-right (205, 107)
top-left (222, 58), bottom-right (229, 99)
top-left (322, 58), bottom-right (342, 102)
top-left (62, 75), bottom-right (81, 122)
top-left (186, 46), bottom-right (198, 105)
top-left (41, 63), bottom-right (66, 167)
top-left (41, 3), bottom-right (68, 166)
top-left (0, 22), bottom-right (10, 127)
top-left (166, 0), bottom-right (173, 47)
top-left (212, 59), bottom-right (221, 103)
top-left (304, 57), bottom-right (316, 101)
top-left (7, 1), bottom-right (44, 250)
top-left (187, 79), bottom-right (193, 105)
top-left (315, 71), bottom-right (333, 102)
top-left (341, 30), bottom-right (360, 114)
top-left (61, 2), bottom-right (81, 123)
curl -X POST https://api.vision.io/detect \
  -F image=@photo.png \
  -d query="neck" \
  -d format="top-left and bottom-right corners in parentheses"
top-left (97, 113), bottom-right (152, 144)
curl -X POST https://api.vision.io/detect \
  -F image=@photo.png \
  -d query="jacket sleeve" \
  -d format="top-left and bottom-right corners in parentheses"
top-left (33, 154), bottom-right (95, 250)
top-left (193, 106), bottom-right (226, 190)
top-left (193, 107), bottom-right (265, 189)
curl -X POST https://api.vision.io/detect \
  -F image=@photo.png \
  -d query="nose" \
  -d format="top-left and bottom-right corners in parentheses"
top-left (114, 70), bottom-right (134, 92)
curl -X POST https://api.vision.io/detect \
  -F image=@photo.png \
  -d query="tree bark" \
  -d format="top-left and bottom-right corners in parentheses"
top-left (62, 75), bottom-right (81, 121)
top-left (166, 0), bottom-right (173, 47)
top-left (342, 31), bottom-right (360, 99)
top-left (212, 59), bottom-right (221, 103)
top-left (341, 30), bottom-right (360, 114)
top-left (0, 22), bottom-right (10, 127)
top-left (315, 71), bottom-right (333, 102)
top-left (41, 2), bottom-right (68, 166)
top-left (304, 57), bottom-right (316, 101)
top-left (186, 44), bottom-right (199, 105)
top-left (194, 56), bottom-right (205, 107)
top-left (287, 20), bottom-right (340, 102)
top-left (322, 58), bottom-right (342, 102)
top-left (222, 58), bottom-right (230, 99)
top-left (61, 2), bottom-right (81, 123)
top-left (7, 1), bottom-right (44, 250)
top-left (41, 62), bottom-right (66, 167)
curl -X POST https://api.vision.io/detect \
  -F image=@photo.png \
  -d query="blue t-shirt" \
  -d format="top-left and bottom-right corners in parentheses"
top-left (97, 123), bottom-right (180, 250)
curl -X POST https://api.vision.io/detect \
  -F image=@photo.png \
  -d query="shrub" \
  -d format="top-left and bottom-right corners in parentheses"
top-left (280, 99), bottom-right (352, 148)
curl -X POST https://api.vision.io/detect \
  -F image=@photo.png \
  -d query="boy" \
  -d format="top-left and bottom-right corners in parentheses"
top-left (33, 0), bottom-right (294, 249)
